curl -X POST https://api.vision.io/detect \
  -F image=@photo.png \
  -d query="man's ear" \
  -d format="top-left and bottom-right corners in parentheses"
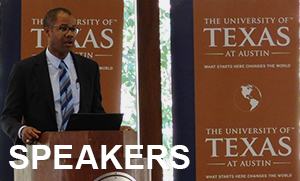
top-left (44, 27), bottom-right (50, 38)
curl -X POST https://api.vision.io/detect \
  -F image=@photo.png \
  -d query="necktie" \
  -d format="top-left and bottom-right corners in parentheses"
top-left (59, 61), bottom-right (74, 131)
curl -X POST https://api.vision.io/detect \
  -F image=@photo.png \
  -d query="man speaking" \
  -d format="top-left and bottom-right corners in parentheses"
top-left (0, 7), bottom-right (106, 145)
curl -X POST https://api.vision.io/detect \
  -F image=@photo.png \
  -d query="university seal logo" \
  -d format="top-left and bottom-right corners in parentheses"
top-left (94, 172), bottom-right (137, 181)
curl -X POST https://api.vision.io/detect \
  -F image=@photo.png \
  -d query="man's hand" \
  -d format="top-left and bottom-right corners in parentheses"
top-left (120, 126), bottom-right (135, 131)
top-left (21, 126), bottom-right (41, 145)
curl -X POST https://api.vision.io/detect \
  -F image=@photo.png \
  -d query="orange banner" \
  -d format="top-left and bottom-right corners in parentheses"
top-left (194, 0), bottom-right (299, 180)
top-left (21, 0), bottom-right (124, 113)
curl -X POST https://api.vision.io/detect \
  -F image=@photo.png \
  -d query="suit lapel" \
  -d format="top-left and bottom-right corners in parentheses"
top-left (34, 51), bottom-right (56, 119)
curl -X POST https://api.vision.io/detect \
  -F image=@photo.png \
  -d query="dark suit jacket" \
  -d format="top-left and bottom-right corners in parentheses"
top-left (0, 50), bottom-right (105, 144)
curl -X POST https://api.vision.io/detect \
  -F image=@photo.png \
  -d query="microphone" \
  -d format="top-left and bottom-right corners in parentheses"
top-left (64, 87), bottom-right (68, 95)
top-left (76, 78), bottom-right (80, 89)
top-left (64, 87), bottom-right (69, 103)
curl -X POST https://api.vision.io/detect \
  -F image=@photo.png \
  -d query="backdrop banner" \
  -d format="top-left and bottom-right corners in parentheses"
top-left (194, 0), bottom-right (299, 180)
top-left (0, 1), bottom-right (22, 181)
top-left (21, 0), bottom-right (124, 113)
top-left (171, 0), bottom-right (196, 180)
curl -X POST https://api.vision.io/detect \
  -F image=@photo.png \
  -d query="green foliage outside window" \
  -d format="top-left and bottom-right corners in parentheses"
top-left (121, 0), bottom-right (137, 130)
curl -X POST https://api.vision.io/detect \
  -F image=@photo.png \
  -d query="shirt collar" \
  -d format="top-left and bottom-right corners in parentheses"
top-left (46, 48), bottom-right (72, 69)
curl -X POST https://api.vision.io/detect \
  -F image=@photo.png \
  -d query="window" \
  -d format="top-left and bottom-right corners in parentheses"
top-left (121, 0), bottom-right (173, 180)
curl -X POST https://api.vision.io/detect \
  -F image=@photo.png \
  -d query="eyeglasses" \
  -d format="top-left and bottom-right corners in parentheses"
top-left (50, 26), bottom-right (81, 35)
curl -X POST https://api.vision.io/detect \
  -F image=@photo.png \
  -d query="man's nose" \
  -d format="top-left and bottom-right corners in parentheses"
top-left (65, 29), bottom-right (75, 37)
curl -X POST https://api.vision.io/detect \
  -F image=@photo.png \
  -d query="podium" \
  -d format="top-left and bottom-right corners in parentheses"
top-left (14, 131), bottom-right (150, 181)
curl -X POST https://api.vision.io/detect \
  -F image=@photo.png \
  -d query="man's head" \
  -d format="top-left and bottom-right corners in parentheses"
top-left (43, 7), bottom-right (80, 59)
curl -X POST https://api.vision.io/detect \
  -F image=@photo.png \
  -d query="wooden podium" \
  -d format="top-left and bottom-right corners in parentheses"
top-left (14, 131), bottom-right (150, 181)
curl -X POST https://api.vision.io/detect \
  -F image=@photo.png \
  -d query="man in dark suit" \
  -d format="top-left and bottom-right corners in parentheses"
top-left (0, 7), bottom-right (105, 145)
